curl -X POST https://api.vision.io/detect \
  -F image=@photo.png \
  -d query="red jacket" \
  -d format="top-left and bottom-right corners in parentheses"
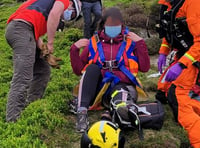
top-left (7, 0), bottom-right (69, 40)
top-left (70, 30), bottom-right (150, 84)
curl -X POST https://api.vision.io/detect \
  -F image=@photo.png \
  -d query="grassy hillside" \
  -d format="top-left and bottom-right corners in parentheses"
top-left (0, 1), bottom-right (189, 148)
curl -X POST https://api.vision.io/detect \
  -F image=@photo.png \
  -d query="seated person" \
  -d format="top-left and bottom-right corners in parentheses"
top-left (70, 7), bottom-right (150, 133)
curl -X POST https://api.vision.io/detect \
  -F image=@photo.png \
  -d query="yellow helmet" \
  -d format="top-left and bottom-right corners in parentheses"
top-left (80, 120), bottom-right (125, 148)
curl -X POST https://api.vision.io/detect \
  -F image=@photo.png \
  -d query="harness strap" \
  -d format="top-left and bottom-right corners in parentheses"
top-left (119, 65), bottom-right (141, 88)
top-left (116, 102), bottom-right (127, 109)
top-left (169, 0), bottom-right (185, 47)
top-left (89, 36), bottom-right (103, 68)
top-left (100, 72), bottom-right (120, 101)
top-left (88, 39), bottom-right (96, 59)
top-left (97, 41), bottom-right (105, 63)
top-left (116, 41), bottom-right (127, 62)
top-left (102, 71), bottom-right (120, 84)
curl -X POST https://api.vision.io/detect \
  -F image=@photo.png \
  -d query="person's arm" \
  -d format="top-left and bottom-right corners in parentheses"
top-left (178, 0), bottom-right (200, 68)
top-left (47, 1), bottom-right (66, 53)
top-left (70, 39), bottom-right (90, 75)
top-left (157, 38), bottom-right (171, 73)
top-left (36, 37), bottom-right (44, 49)
top-left (159, 38), bottom-right (171, 55)
top-left (134, 40), bottom-right (150, 72)
top-left (165, 0), bottom-right (200, 82)
top-left (127, 32), bottom-right (150, 72)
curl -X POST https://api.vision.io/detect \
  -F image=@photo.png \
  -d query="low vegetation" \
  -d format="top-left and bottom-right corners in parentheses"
top-left (0, 0), bottom-right (189, 147)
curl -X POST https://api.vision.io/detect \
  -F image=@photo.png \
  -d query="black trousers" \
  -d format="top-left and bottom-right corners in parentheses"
top-left (78, 64), bottom-right (137, 109)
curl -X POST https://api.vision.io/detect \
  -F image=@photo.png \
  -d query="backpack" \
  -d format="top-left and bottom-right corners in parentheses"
top-left (137, 101), bottom-right (165, 130)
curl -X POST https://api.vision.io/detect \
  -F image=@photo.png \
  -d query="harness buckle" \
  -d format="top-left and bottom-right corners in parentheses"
top-left (94, 33), bottom-right (100, 43)
top-left (123, 34), bottom-right (127, 41)
top-left (102, 60), bottom-right (118, 71)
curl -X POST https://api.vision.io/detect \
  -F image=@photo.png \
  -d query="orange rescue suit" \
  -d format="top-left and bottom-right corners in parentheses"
top-left (160, 0), bottom-right (200, 147)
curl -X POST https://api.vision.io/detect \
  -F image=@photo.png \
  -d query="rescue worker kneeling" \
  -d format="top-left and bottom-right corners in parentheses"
top-left (70, 7), bottom-right (150, 133)
top-left (156, 0), bottom-right (200, 147)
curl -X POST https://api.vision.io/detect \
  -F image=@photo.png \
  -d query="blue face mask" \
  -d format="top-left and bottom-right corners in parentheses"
top-left (105, 25), bottom-right (122, 38)
top-left (63, 9), bottom-right (73, 21)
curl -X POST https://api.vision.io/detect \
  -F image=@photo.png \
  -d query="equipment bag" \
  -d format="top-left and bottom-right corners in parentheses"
top-left (111, 99), bottom-right (165, 140)
top-left (138, 100), bottom-right (165, 130)
top-left (111, 100), bottom-right (165, 130)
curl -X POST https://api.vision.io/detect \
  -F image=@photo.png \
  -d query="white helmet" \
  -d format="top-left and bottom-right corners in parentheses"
top-left (63, 0), bottom-right (82, 21)
top-left (73, 0), bottom-right (82, 20)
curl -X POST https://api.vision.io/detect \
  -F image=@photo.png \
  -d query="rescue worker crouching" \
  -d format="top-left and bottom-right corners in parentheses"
top-left (70, 7), bottom-right (150, 133)
top-left (156, 0), bottom-right (200, 147)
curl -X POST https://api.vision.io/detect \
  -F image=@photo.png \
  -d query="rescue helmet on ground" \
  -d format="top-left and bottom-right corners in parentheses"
top-left (80, 120), bottom-right (125, 148)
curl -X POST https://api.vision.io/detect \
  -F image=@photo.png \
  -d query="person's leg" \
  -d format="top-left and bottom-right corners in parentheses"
top-left (175, 88), bottom-right (200, 148)
top-left (5, 21), bottom-right (36, 122)
top-left (90, 1), bottom-right (102, 35)
top-left (26, 49), bottom-right (51, 104)
top-left (82, 2), bottom-right (92, 39)
top-left (110, 83), bottom-right (137, 122)
top-left (76, 64), bottom-right (102, 132)
top-left (78, 64), bottom-right (102, 109)
top-left (167, 84), bottom-right (178, 121)
top-left (168, 65), bottom-right (200, 147)
top-left (110, 83), bottom-right (137, 104)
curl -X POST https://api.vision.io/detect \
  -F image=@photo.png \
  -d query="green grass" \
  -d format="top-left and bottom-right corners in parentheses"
top-left (103, 0), bottom-right (157, 9)
top-left (0, 0), bottom-right (189, 147)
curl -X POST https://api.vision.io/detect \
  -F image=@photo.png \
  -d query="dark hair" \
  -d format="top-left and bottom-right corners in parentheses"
top-left (98, 7), bottom-right (123, 31)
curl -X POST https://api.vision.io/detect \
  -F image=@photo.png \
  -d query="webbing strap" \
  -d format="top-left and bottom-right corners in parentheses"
top-left (170, 0), bottom-right (185, 46)
top-left (124, 26), bottom-right (129, 35)
top-left (116, 26), bottom-right (130, 62)
top-left (116, 41), bottom-right (127, 62)
top-left (89, 37), bottom-right (103, 68)
top-left (99, 71), bottom-right (120, 100)
top-left (126, 41), bottom-right (138, 62)
top-left (119, 65), bottom-right (141, 88)
top-left (111, 90), bottom-right (119, 98)
top-left (97, 41), bottom-right (105, 63)
top-left (116, 102), bottom-right (126, 109)
top-left (88, 39), bottom-right (96, 59)
top-left (102, 71), bottom-right (120, 84)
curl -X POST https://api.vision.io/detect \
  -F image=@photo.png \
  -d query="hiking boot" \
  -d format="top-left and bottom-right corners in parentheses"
top-left (76, 110), bottom-right (89, 133)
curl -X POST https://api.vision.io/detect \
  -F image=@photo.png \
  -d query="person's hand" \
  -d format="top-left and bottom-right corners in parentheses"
top-left (165, 63), bottom-right (183, 82)
top-left (74, 38), bottom-right (89, 49)
top-left (47, 42), bottom-right (54, 54)
top-left (37, 38), bottom-right (44, 49)
top-left (158, 54), bottom-right (167, 73)
top-left (127, 32), bottom-right (142, 42)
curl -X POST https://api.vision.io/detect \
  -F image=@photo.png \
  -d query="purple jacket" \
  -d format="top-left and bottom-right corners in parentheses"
top-left (70, 30), bottom-right (150, 84)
